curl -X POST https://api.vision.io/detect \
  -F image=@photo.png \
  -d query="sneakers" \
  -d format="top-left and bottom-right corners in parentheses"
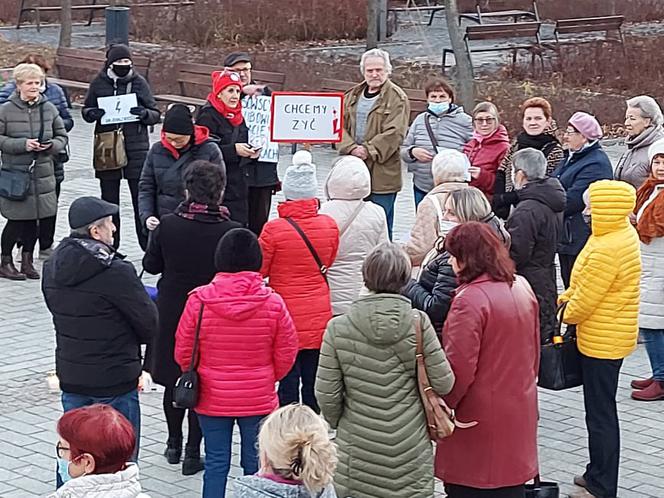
top-left (632, 380), bottom-right (664, 401)
top-left (631, 377), bottom-right (654, 390)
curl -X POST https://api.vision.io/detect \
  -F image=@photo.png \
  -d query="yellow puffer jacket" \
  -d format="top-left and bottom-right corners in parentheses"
top-left (559, 180), bottom-right (641, 359)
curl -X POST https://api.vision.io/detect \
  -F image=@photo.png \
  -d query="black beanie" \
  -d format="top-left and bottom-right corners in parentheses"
top-left (106, 44), bottom-right (132, 65)
top-left (163, 104), bottom-right (194, 136)
top-left (215, 228), bottom-right (263, 273)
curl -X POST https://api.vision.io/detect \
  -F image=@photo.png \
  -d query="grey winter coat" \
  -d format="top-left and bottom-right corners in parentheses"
top-left (315, 294), bottom-right (455, 498)
top-left (401, 106), bottom-right (473, 192)
top-left (233, 476), bottom-right (337, 498)
top-left (0, 94), bottom-right (67, 220)
top-left (615, 125), bottom-right (664, 190)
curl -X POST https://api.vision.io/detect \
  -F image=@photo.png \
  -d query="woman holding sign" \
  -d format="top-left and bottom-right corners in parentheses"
top-left (196, 70), bottom-right (259, 226)
top-left (82, 44), bottom-right (160, 250)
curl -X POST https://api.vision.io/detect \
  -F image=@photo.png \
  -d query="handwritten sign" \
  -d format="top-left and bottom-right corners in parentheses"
top-left (242, 95), bottom-right (279, 163)
top-left (270, 92), bottom-right (344, 143)
top-left (98, 93), bottom-right (139, 125)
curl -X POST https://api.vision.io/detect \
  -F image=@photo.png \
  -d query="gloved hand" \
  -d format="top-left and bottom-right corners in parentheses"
top-left (86, 107), bottom-right (106, 121)
top-left (130, 106), bottom-right (148, 119)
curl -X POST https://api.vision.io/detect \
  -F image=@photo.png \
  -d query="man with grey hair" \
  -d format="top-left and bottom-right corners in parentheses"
top-left (42, 196), bottom-right (157, 462)
top-left (338, 48), bottom-right (410, 240)
top-left (506, 148), bottom-right (566, 343)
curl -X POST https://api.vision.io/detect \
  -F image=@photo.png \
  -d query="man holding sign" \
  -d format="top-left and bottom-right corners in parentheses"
top-left (338, 49), bottom-right (410, 240)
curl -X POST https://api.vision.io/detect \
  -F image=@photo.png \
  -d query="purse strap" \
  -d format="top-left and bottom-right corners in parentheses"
top-left (424, 114), bottom-right (439, 153)
top-left (338, 202), bottom-right (365, 238)
top-left (554, 302), bottom-right (568, 339)
top-left (188, 303), bottom-right (205, 372)
top-left (285, 217), bottom-right (328, 286)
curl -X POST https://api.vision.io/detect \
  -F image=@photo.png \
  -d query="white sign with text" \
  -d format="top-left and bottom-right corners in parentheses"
top-left (242, 95), bottom-right (279, 163)
top-left (270, 92), bottom-right (344, 143)
top-left (98, 93), bottom-right (139, 126)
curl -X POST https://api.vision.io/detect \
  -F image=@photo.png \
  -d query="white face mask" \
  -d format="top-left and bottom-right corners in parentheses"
top-left (439, 220), bottom-right (458, 236)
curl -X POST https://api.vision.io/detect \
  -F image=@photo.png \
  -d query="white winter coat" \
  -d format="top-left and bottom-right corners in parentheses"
top-left (320, 158), bottom-right (389, 315)
top-left (637, 186), bottom-right (664, 330)
top-left (45, 464), bottom-right (150, 498)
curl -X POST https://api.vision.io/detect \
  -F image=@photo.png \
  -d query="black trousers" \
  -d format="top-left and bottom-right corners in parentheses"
top-left (99, 178), bottom-right (148, 251)
top-left (162, 384), bottom-right (203, 451)
top-left (444, 484), bottom-right (525, 498)
top-left (247, 185), bottom-right (273, 236)
top-left (278, 349), bottom-right (320, 413)
top-left (559, 253), bottom-right (577, 289)
top-left (38, 181), bottom-right (61, 251)
top-left (581, 353), bottom-right (623, 498)
top-left (1, 220), bottom-right (38, 256)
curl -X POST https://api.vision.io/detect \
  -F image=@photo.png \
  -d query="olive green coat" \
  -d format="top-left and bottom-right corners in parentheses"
top-left (0, 94), bottom-right (67, 220)
top-left (315, 293), bottom-right (454, 498)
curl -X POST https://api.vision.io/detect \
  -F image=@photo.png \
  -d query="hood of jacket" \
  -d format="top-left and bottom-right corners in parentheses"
top-left (347, 293), bottom-right (414, 346)
top-left (627, 124), bottom-right (664, 150)
top-left (47, 236), bottom-right (117, 286)
top-left (324, 158), bottom-right (371, 200)
top-left (589, 180), bottom-right (636, 236)
top-left (194, 272), bottom-right (274, 321)
top-left (518, 177), bottom-right (566, 213)
top-left (480, 124), bottom-right (510, 145)
top-left (7, 91), bottom-right (46, 110)
top-left (234, 475), bottom-right (337, 498)
top-left (277, 198), bottom-right (320, 219)
top-left (160, 125), bottom-right (211, 158)
top-left (47, 463), bottom-right (146, 498)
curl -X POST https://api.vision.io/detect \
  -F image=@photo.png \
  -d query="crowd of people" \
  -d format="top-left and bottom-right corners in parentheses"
top-left (0, 42), bottom-right (661, 498)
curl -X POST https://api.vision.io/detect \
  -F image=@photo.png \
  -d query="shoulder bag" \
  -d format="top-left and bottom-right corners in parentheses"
top-left (525, 474), bottom-right (560, 498)
top-left (424, 113), bottom-right (440, 155)
top-left (173, 302), bottom-right (205, 409)
top-left (538, 302), bottom-right (583, 390)
top-left (93, 81), bottom-right (131, 172)
top-left (337, 202), bottom-right (365, 238)
top-left (285, 217), bottom-right (329, 286)
top-left (413, 311), bottom-right (477, 440)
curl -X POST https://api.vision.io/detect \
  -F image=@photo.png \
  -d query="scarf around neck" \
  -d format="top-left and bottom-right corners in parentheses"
top-left (635, 177), bottom-right (664, 243)
top-left (175, 200), bottom-right (230, 223)
top-left (206, 93), bottom-right (244, 127)
top-left (516, 130), bottom-right (559, 155)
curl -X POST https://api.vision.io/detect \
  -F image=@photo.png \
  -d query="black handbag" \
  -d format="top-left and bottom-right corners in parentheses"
top-left (0, 161), bottom-right (35, 201)
top-left (525, 475), bottom-right (560, 498)
top-left (538, 302), bottom-right (583, 390)
top-left (173, 303), bottom-right (205, 409)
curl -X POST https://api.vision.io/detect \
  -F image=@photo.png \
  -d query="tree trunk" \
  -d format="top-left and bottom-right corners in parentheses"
top-left (367, 0), bottom-right (379, 49)
top-left (444, 0), bottom-right (476, 110)
top-left (58, 0), bottom-right (72, 48)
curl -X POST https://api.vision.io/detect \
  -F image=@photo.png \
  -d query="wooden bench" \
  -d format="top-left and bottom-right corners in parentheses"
top-left (547, 16), bottom-right (626, 55)
top-left (387, 4), bottom-right (446, 27)
top-left (459, 0), bottom-right (539, 24)
top-left (154, 62), bottom-right (286, 108)
top-left (443, 22), bottom-right (543, 75)
top-left (17, 0), bottom-right (195, 31)
top-left (51, 47), bottom-right (152, 92)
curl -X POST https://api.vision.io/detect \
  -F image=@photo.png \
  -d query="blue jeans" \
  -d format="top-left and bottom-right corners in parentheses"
top-left (413, 185), bottom-right (428, 209)
top-left (368, 192), bottom-right (397, 240)
top-left (198, 414), bottom-right (264, 498)
top-left (641, 328), bottom-right (664, 381)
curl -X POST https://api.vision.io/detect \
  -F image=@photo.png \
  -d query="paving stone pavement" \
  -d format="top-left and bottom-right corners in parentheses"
top-left (0, 110), bottom-right (662, 498)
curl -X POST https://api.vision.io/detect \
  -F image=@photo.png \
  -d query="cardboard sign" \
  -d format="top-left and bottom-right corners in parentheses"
top-left (270, 92), bottom-right (344, 143)
top-left (98, 93), bottom-right (139, 125)
top-left (242, 95), bottom-right (279, 163)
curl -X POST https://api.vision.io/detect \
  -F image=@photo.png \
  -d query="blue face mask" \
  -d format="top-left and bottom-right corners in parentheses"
top-left (428, 102), bottom-right (450, 115)
top-left (57, 458), bottom-right (74, 484)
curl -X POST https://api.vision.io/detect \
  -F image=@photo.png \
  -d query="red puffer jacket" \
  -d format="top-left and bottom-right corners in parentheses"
top-left (174, 271), bottom-right (298, 417)
top-left (259, 198), bottom-right (339, 350)
top-left (464, 125), bottom-right (510, 199)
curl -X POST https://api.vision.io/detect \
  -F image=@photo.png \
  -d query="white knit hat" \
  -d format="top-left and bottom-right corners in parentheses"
top-left (282, 150), bottom-right (318, 200)
top-left (648, 139), bottom-right (664, 165)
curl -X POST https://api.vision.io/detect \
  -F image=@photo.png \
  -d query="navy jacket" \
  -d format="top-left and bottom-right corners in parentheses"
top-left (553, 141), bottom-right (614, 255)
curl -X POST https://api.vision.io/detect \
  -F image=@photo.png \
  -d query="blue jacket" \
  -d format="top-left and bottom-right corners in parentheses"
top-left (553, 141), bottom-right (613, 255)
top-left (0, 79), bottom-right (74, 132)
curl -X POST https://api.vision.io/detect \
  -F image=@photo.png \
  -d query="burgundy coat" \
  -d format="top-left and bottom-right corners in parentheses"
top-left (435, 274), bottom-right (540, 489)
top-left (464, 125), bottom-right (511, 200)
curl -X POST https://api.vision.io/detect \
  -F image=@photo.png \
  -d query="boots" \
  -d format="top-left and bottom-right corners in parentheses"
top-left (20, 252), bottom-right (40, 280)
top-left (632, 380), bottom-right (664, 401)
top-left (164, 437), bottom-right (182, 464)
top-left (0, 255), bottom-right (26, 280)
top-left (182, 446), bottom-right (205, 476)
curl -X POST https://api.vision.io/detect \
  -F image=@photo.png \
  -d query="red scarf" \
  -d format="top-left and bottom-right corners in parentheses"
top-left (635, 176), bottom-right (664, 244)
top-left (206, 93), bottom-right (244, 127)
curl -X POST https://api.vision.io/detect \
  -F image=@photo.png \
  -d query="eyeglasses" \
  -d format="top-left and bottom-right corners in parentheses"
top-left (474, 117), bottom-right (496, 124)
top-left (56, 442), bottom-right (70, 458)
top-left (564, 128), bottom-right (581, 135)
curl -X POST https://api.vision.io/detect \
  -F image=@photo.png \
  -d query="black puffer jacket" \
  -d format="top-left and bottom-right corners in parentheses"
top-left (42, 235), bottom-right (158, 396)
top-left (196, 103), bottom-right (250, 224)
top-left (82, 68), bottom-right (160, 181)
top-left (506, 177), bottom-right (566, 343)
top-left (138, 125), bottom-right (224, 225)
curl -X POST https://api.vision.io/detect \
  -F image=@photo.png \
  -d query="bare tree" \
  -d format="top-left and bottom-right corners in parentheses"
top-left (444, 0), bottom-right (475, 110)
top-left (367, 0), bottom-right (379, 49)
top-left (58, 0), bottom-right (72, 48)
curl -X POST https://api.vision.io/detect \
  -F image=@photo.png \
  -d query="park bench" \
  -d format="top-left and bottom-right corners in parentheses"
top-left (17, 0), bottom-right (195, 31)
top-left (547, 16), bottom-right (626, 56)
top-left (459, 0), bottom-right (539, 24)
top-left (387, 3), bottom-right (446, 27)
top-left (442, 21), bottom-right (543, 75)
top-left (50, 47), bottom-right (152, 92)
top-left (154, 62), bottom-right (286, 108)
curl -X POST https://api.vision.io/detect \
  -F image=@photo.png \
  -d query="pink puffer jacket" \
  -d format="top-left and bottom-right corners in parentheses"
top-left (175, 271), bottom-right (298, 417)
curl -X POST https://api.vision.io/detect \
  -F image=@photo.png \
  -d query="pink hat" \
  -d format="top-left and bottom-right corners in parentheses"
top-left (568, 111), bottom-right (603, 141)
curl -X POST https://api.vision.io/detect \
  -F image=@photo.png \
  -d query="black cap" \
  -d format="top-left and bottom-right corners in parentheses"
top-left (106, 44), bottom-right (132, 65)
top-left (223, 52), bottom-right (252, 68)
top-left (68, 197), bottom-right (119, 229)
top-left (215, 228), bottom-right (263, 273)
top-left (163, 104), bottom-right (194, 136)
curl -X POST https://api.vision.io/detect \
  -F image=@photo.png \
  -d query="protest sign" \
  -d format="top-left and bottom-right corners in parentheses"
top-left (270, 92), bottom-right (344, 143)
top-left (243, 95), bottom-right (279, 163)
top-left (98, 93), bottom-right (139, 125)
